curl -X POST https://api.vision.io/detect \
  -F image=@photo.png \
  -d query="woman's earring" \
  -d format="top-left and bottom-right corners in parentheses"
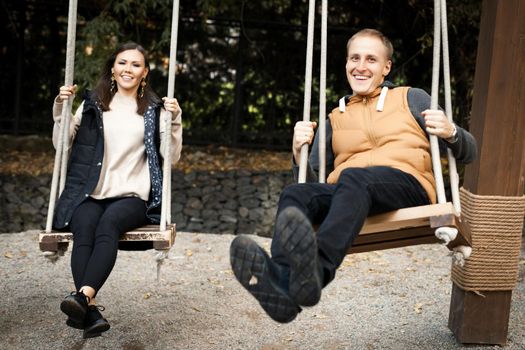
top-left (110, 73), bottom-right (117, 93)
top-left (139, 78), bottom-right (146, 98)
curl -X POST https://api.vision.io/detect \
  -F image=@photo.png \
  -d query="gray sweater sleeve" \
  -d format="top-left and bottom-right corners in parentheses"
top-left (407, 88), bottom-right (478, 164)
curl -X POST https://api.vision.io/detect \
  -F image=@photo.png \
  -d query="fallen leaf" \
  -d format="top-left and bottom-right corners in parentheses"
top-left (143, 292), bottom-right (152, 299)
top-left (4, 252), bottom-right (13, 259)
top-left (207, 277), bottom-right (222, 285)
top-left (414, 302), bottom-right (424, 314)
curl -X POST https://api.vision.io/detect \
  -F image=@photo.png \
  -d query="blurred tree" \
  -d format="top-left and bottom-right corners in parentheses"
top-left (0, 0), bottom-right (481, 149)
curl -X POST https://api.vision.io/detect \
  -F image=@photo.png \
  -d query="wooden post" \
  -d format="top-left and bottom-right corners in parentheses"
top-left (449, 0), bottom-right (525, 345)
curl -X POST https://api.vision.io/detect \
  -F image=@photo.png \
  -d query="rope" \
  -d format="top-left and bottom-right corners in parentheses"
top-left (318, 0), bottom-right (327, 183)
top-left (451, 188), bottom-right (525, 291)
top-left (45, 0), bottom-right (78, 232)
top-left (440, 0), bottom-right (461, 213)
top-left (160, 0), bottom-right (180, 231)
top-left (59, 1), bottom-right (78, 195)
top-left (155, 250), bottom-right (169, 282)
top-left (43, 248), bottom-right (66, 263)
top-left (430, 0), bottom-right (446, 204)
top-left (298, 0), bottom-right (316, 183)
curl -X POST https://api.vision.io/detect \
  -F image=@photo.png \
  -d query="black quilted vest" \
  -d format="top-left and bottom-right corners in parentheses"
top-left (52, 93), bottom-right (163, 229)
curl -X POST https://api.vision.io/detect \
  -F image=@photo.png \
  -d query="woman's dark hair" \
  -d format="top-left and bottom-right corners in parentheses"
top-left (92, 42), bottom-right (161, 115)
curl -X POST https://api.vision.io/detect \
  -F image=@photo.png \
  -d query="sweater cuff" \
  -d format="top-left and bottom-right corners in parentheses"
top-left (52, 96), bottom-right (64, 122)
top-left (444, 124), bottom-right (459, 144)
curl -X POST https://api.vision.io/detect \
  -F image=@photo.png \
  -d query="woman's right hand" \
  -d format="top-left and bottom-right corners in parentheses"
top-left (57, 84), bottom-right (77, 103)
top-left (293, 121), bottom-right (317, 164)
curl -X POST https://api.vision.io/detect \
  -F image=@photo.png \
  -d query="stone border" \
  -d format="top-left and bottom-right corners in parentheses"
top-left (0, 170), bottom-right (293, 236)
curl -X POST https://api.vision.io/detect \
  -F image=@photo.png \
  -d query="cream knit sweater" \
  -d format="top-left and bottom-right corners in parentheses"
top-left (52, 92), bottom-right (182, 201)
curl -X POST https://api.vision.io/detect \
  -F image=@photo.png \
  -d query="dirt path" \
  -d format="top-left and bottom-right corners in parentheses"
top-left (1, 230), bottom-right (524, 350)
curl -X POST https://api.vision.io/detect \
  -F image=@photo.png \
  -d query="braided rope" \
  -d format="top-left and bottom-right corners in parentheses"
top-left (318, 0), bottom-right (327, 183)
top-left (45, 0), bottom-right (78, 232)
top-left (451, 188), bottom-right (525, 291)
top-left (440, 0), bottom-right (461, 213)
top-left (297, 0), bottom-right (316, 183)
top-left (160, 0), bottom-right (179, 231)
top-left (430, 0), bottom-right (446, 204)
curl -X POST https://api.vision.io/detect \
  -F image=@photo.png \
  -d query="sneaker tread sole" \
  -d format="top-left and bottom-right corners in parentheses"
top-left (230, 235), bottom-right (299, 323)
top-left (277, 207), bottom-right (321, 307)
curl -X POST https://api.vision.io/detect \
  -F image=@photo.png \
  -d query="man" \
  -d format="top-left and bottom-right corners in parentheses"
top-left (230, 29), bottom-right (477, 323)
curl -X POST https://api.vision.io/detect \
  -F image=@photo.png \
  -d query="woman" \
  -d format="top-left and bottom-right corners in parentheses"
top-left (52, 42), bottom-right (182, 338)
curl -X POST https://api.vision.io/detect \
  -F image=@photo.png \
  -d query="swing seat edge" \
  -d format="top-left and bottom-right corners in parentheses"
top-left (38, 224), bottom-right (177, 253)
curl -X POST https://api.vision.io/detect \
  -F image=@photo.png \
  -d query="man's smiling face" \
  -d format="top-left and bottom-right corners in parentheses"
top-left (345, 35), bottom-right (392, 96)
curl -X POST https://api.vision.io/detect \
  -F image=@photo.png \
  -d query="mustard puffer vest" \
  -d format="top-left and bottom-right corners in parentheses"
top-left (328, 86), bottom-right (436, 203)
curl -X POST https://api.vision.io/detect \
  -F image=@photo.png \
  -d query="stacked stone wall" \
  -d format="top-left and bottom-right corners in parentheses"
top-left (0, 170), bottom-right (293, 236)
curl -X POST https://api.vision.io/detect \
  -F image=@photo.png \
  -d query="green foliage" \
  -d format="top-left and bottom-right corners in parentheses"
top-left (1, 0), bottom-right (482, 149)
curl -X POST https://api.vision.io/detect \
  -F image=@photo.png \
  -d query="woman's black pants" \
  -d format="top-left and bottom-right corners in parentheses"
top-left (69, 197), bottom-right (148, 294)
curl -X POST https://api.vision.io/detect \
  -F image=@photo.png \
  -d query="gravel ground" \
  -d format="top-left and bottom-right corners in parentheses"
top-left (1, 230), bottom-right (524, 350)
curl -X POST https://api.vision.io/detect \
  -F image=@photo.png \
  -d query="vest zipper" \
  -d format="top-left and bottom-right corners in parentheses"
top-left (362, 97), bottom-right (377, 167)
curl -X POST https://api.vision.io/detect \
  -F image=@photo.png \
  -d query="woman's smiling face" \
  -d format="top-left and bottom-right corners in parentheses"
top-left (111, 49), bottom-right (148, 96)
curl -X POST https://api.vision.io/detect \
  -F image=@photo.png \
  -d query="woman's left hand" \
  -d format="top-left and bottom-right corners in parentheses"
top-left (162, 97), bottom-right (181, 118)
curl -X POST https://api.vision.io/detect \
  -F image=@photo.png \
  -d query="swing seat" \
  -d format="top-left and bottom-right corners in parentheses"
top-left (38, 224), bottom-right (176, 253)
top-left (348, 202), bottom-right (471, 254)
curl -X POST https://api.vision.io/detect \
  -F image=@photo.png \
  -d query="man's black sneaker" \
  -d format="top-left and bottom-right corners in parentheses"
top-left (276, 207), bottom-right (322, 307)
top-left (230, 235), bottom-right (301, 323)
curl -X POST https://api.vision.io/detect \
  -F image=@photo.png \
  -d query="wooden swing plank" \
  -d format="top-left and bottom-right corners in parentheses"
top-left (360, 202), bottom-right (457, 235)
top-left (355, 225), bottom-right (437, 246)
top-left (350, 229), bottom-right (439, 254)
top-left (348, 202), bottom-right (467, 254)
top-left (39, 224), bottom-right (176, 252)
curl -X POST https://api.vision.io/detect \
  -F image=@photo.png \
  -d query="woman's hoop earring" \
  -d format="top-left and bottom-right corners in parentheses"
top-left (138, 78), bottom-right (146, 98)
top-left (110, 73), bottom-right (117, 93)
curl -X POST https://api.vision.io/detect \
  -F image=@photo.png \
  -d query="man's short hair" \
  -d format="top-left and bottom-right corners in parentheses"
top-left (346, 29), bottom-right (394, 60)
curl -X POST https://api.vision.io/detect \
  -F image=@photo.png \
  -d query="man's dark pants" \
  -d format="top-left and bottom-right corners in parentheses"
top-left (271, 166), bottom-right (431, 288)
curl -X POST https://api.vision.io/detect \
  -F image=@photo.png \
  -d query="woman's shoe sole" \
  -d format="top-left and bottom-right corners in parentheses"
top-left (60, 298), bottom-right (87, 325)
top-left (83, 320), bottom-right (110, 339)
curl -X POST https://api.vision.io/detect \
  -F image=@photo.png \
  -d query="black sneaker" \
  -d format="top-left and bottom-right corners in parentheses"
top-left (60, 291), bottom-right (89, 326)
top-left (230, 235), bottom-right (301, 323)
top-left (83, 305), bottom-right (110, 339)
top-left (65, 317), bottom-right (84, 329)
top-left (276, 207), bottom-right (322, 307)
